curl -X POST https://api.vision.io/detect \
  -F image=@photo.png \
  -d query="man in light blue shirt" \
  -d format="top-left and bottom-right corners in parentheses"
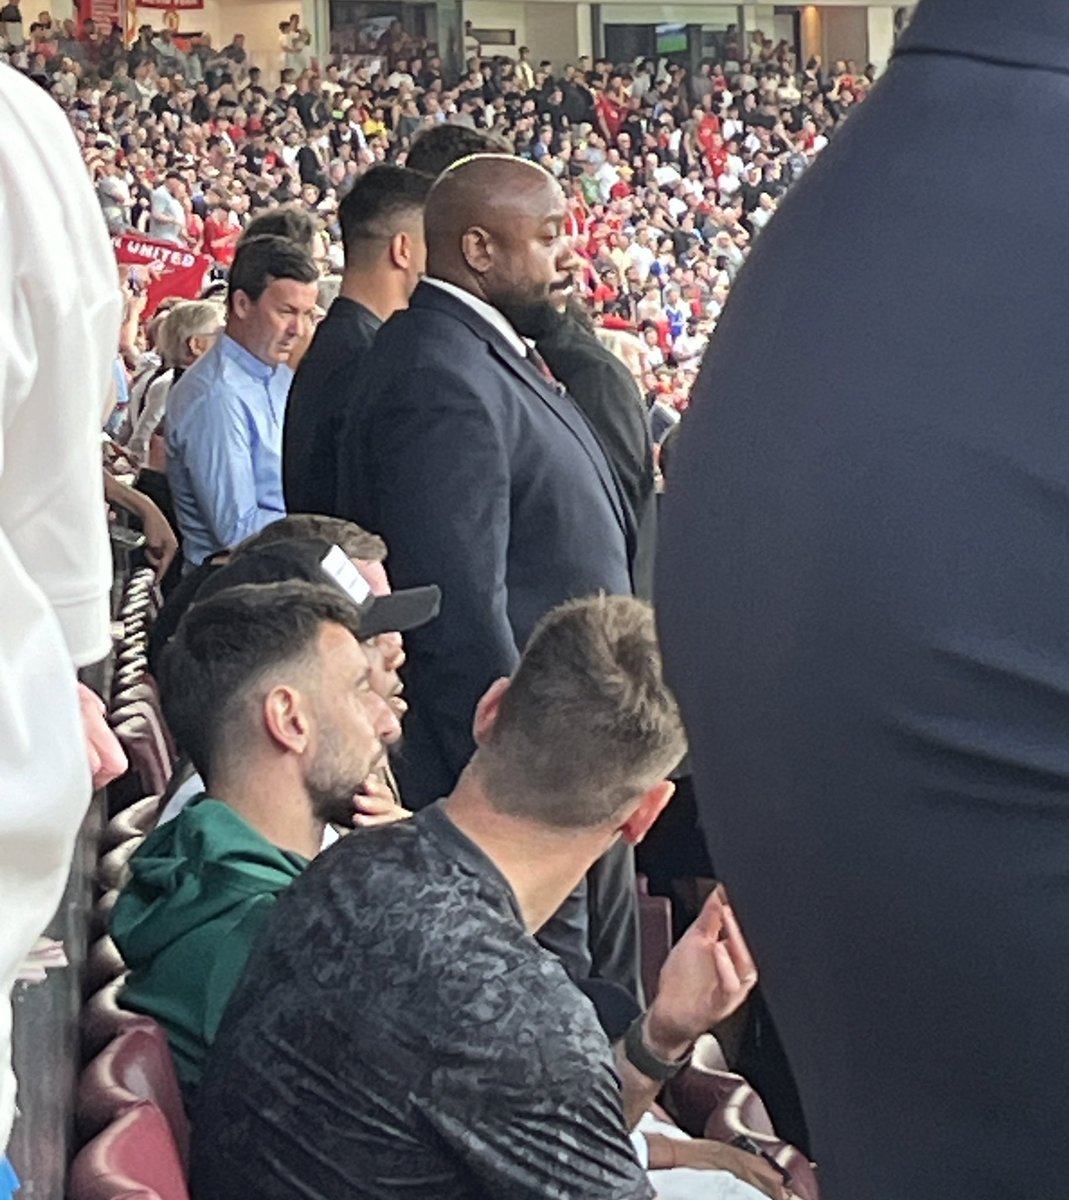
top-left (166, 235), bottom-right (319, 567)
top-left (149, 174), bottom-right (188, 244)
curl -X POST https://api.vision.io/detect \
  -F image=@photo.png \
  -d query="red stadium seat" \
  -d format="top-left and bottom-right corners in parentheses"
top-left (77, 1024), bottom-right (190, 1166)
top-left (68, 1101), bottom-right (189, 1200)
top-left (665, 1034), bottom-right (821, 1200)
top-left (110, 700), bottom-right (173, 797)
top-left (665, 1034), bottom-right (741, 1136)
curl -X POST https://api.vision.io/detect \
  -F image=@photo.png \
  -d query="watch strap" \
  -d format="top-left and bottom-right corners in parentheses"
top-left (623, 1013), bottom-right (692, 1082)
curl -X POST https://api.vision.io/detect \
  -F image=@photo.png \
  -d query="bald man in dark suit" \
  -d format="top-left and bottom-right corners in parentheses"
top-left (337, 155), bottom-right (642, 997)
top-left (658, 2), bottom-right (1069, 1197)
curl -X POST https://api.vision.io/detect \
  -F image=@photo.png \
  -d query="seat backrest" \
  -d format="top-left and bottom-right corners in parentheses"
top-left (97, 836), bottom-right (143, 894)
top-left (85, 936), bottom-right (127, 997)
top-left (81, 976), bottom-right (151, 1061)
top-left (102, 795), bottom-right (162, 851)
top-left (664, 1055), bottom-right (747, 1139)
top-left (705, 1082), bottom-right (820, 1200)
top-left (636, 874), bottom-right (673, 1002)
top-left (68, 1101), bottom-right (190, 1200)
top-left (78, 1024), bottom-right (190, 1166)
top-left (110, 702), bottom-right (173, 797)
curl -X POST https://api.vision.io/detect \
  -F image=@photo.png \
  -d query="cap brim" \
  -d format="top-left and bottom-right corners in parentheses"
top-left (357, 585), bottom-right (441, 639)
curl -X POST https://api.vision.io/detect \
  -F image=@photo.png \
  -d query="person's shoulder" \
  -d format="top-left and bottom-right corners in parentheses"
top-left (369, 301), bottom-right (503, 385)
top-left (0, 62), bottom-right (65, 134)
top-left (166, 349), bottom-right (224, 417)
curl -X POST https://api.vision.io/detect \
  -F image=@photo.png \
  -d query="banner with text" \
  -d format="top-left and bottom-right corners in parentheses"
top-left (114, 233), bottom-right (212, 318)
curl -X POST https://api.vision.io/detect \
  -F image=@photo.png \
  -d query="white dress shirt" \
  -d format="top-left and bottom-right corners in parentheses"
top-left (422, 277), bottom-right (528, 357)
top-left (0, 63), bottom-right (119, 1154)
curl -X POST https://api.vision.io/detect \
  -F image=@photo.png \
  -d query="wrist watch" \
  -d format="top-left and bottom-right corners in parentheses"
top-left (623, 1012), bottom-right (692, 1082)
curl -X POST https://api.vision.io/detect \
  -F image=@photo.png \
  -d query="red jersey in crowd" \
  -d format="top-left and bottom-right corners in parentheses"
top-left (203, 212), bottom-right (240, 267)
top-left (596, 90), bottom-right (626, 141)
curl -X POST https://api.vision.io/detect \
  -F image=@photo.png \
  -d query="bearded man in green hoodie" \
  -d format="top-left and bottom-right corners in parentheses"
top-left (110, 577), bottom-right (438, 1105)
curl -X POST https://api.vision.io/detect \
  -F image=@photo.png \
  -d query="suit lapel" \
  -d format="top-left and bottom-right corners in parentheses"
top-left (494, 344), bottom-right (634, 544)
top-left (412, 284), bottom-right (635, 551)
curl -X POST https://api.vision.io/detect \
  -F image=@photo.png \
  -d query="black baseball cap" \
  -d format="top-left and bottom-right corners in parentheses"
top-left (195, 538), bottom-right (441, 639)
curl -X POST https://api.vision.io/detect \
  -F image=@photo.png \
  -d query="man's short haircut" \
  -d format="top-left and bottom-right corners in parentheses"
top-left (237, 514), bottom-right (387, 563)
top-left (405, 123), bottom-right (509, 178)
top-left (241, 205), bottom-right (318, 253)
top-left (478, 595), bottom-right (687, 828)
top-left (338, 165), bottom-right (432, 263)
top-left (227, 234), bottom-right (318, 306)
top-left (159, 581), bottom-right (366, 780)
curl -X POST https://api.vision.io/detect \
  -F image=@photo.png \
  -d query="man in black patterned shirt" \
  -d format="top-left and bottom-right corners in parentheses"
top-left (191, 595), bottom-right (758, 1199)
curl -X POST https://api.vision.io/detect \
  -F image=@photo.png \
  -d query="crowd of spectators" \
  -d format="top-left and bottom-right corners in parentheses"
top-left (2, 7), bottom-right (870, 423)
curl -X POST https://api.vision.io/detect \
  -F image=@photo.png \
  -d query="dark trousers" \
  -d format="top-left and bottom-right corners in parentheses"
top-left (537, 838), bottom-right (643, 1005)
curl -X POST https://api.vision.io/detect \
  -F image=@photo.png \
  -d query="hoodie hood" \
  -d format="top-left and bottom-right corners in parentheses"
top-left (111, 797), bottom-right (308, 967)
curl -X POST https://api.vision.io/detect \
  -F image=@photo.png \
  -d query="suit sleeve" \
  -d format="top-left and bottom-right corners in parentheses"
top-left (359, 366), bottom-right (517, 784)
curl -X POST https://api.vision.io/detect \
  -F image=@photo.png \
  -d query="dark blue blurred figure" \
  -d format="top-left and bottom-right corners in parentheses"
top-left (657, 2), bottom-right (1069, 1197)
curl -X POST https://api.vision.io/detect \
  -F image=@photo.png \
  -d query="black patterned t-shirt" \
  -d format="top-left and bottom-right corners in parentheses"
top-left (190, 802), bottom-right (654, 1200)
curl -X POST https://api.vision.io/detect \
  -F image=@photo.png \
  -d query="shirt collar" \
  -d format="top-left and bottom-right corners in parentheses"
top-left (220, 331), bottom-right (277, 381)
top-left (330, 295), bottom-right (383, 329)
top-left (416, 801), bottom-right (524, 925)
top-left (423, 276), bottom-right (529, 358)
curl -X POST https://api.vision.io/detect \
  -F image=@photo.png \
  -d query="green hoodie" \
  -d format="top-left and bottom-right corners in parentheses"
top-left (110, 797), bottom-right (309, 1100)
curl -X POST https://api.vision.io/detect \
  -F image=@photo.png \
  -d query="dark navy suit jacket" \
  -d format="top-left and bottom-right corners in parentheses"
top-left (658, 2), bottom-right (1069, 1196)
top-left (338, 281), bottom-right (633, 806)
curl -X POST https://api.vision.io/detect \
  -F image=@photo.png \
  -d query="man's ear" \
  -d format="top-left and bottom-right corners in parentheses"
top-left (230, 289), bottom-right (251, 320)
top-left (262, 684), bottom-right (313, 756)
top-left (460, 225), bottom-right (492, 274)
top-left (390, 229), bottom-right (412, 270)
top-left (617, 780), bottom-right (675, 846)
top-left (472, 676), bottom-right (510, 746)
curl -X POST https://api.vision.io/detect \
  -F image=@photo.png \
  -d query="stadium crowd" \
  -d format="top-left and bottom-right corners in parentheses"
top-left (2, 9), bottom-right (868, 426)
top-left (0, 11), bottom-right (872, 1200)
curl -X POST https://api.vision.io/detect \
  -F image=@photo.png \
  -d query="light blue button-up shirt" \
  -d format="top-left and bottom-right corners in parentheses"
top-left (166, 333), bottom-right (291, 566)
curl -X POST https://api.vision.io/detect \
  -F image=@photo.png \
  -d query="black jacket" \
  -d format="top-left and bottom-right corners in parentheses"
top-left (338, 282), bottom-right (633, 805)
top-left (657, 3), bottom-right (1069, 1197)
top-left (283, 297), bottom-right (381, 516)
top-left (536, 314), bottom-right (656, 598)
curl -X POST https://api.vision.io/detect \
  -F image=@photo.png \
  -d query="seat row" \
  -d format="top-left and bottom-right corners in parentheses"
top-left (70, 787), bottom-right (191, 1199)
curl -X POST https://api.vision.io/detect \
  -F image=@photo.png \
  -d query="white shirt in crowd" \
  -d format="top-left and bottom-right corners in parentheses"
top-left (0, 63), bottom-right (119, 1155)
top-left (625, 241), bottom-right (655, 282)
top-left (673, 330), bottom-right (707, 363)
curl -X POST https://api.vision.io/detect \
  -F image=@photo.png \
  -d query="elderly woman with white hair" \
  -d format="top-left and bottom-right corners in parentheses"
top-left (128, 299), bottom-right (224, 469)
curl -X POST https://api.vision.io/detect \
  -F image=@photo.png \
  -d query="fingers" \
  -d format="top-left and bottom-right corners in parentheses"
top-left (712, 939), bottom-right (742, 998)
top-left (351, 802), bottom-right (411, 828)
top-left (691, 887), bottom-right (727, 940)
top-left (352, 790), bottom-right (394, 816)
top-left (351, 811), bottom-right (397, 828)
top-left (721, 902), bottom-right (758, 985)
